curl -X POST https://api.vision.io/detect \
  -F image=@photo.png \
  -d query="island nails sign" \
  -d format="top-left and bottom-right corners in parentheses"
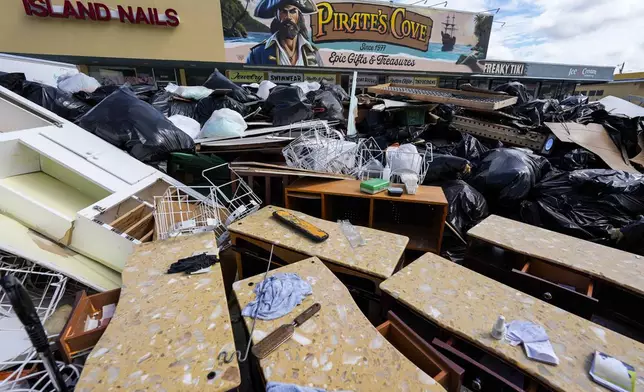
top-left (21, 0), bottom-right (180, 26)
top-left (222, 0), bottom-right (493, 72)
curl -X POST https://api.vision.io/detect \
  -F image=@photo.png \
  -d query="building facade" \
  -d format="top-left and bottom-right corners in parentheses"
top-left (575, 72), bottom-right (644, 104)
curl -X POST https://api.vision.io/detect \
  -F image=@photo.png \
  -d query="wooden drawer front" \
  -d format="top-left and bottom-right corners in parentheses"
top-left (511, 266), bottom-right (597, 319)
top-left (432, 339), bottom-right (525, 392)
top-left (378, 312), bottom-right (463, 392)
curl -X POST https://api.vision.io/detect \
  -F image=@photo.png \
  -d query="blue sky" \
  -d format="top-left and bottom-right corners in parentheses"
top-left (400, 0), bottom-right (644, 72)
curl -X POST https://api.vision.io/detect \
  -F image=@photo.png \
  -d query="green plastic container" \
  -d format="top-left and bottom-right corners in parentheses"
top-left (360, 178), bottom-right (390, 194)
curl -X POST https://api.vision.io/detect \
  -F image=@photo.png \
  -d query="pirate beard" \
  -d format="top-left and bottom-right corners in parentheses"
top-left (278, 20), bottom-right (299, 40)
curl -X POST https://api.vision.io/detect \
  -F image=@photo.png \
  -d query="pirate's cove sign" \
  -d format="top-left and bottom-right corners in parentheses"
top-left (311, 2), bottom-right (433, 52)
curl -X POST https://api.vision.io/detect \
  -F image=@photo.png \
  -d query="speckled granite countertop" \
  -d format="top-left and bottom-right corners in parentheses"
top-left (233, 257), bottom-right (446, 392)
top-left (228, 205), bottom-right (409, 280)
top-left (76, 233), bottom-right (240, 392)
top-left (380, 252), bottom-right (644, 392)
top-left (468, 215), bottom-right (644, 296)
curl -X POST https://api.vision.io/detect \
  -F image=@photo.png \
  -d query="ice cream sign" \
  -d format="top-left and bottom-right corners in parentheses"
top-left (21, 0), bottom-right (180, 26)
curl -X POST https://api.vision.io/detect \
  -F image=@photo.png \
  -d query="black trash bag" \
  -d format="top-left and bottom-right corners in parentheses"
top-left (0, 72), bottom-right (26, 94)
top-left (150, 90), bottom-right (198, 118)
top-left (455, 133), bottom-right (489, 162)
top-left (433, 104), bottom-right (456, 122)
top-left (423, 154), bottom-right (472, 184)
top-left (77, 87), bottom-right (194, 163)
top-left (493, 82), bottom-right (531, 105)
top-left (442, 180), bottom-right (489, 237)
top-left (514, 99), bottom-right (560, 126)
top-left (309, 90), bottom-right (344, 122)
top-left (22, 81), bottom-right (91, 122)
top-left (520, 169), bottom-right (644, 242)
top-left (194, 95), bottom-right (247, 127)
top-left (264, 86), bottom-right (313, 126)
top-left (74, 85), bottom-right (120, 106)
top-left (318, 80), bottom-right (349, 102)
top-left (129, 84), bottom-right (158, 102)
top-left (468, 148), bottom-right (552, 204)
top-left (616, 217), bottom-right (644, 256)
top-left (150, 90), bottom-right (172, 115)
top-left (560, 94), bottom-right (588, 106)
top-left (590, 109), bottom-right (642, 159)
top-left (202, 69), bottom-right (257, 104)
top-left (561, 148), bottom-right (598, 170)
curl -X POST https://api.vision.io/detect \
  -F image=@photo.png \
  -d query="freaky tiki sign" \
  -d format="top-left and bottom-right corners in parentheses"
top-left (221, 0), bottom-right (493, 72)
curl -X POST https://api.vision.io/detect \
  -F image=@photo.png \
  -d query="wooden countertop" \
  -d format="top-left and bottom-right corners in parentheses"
top-left (468, 215), bottom-right (644, 296)
top-left (228, 205), bottom-right (409, 280)
top-left (380, 252), bottom-right (644, 392)
top-left (233, 258), bottom-right (446, 392)
top-left (286, 178), bottom-right (448, 205)
top-left (76, 233), bottom-right (240, 392)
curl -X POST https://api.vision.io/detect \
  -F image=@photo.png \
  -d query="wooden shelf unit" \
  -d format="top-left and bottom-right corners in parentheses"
top-left (285, 179), bottom-right (448, 253)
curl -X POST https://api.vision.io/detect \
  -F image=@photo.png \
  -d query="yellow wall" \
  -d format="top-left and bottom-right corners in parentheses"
top-left (0, 0), bottom-right (225, 62)
top-left (576, 81), bottom-right (644, 101)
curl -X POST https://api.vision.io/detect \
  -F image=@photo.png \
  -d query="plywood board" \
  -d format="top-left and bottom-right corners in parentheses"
top-left (232, 166), bottom-right (353, 181)
top-left (76, 233), bottom-right (240, 392)
top-left (234, 258), bottom-right (445, 392)
top-left (231, 161), bottom-right (354, 178)
top-left (0, 214), bottom-right (121, 292)
top-left (380, 253), bottom-right (644, 392)
top-left (546, 122), bottom-right (639, 173)
top-left (228, 205), bottom-right (408, 280)
top-left (467, 215), bottom-right (644, 296)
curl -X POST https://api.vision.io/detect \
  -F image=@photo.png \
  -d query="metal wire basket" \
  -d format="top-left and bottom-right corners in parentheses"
top-left (203, 164), bottom-right (262, 227)
top-left (352, 139), bottom-right (433, 185)
top-left (282, 124), bottom-right (359, 174)
top-left (0, 252), bottom-right (69, 391)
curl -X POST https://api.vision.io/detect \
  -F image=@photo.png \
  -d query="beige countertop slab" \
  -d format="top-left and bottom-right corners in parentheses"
top-left (468, 214), bottom-right (644, 296)
top-left (228, 205), bottom-right (409, 280)
top-left (76, 233), bottom-right (240, 392)
top-left (380, 252), bottom-right (644, 392)
top-left (233, 257), bottom-right (446, 392)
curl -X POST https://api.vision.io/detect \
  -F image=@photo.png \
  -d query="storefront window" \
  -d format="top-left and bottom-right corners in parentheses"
top-left (524, 82), bottom-right (538, 99)
top-left (560, 82), bottom-right (577, 98)
top-left (469, 79), bottom-right (490, 89)
top-left (439, 78), bottom-right (457, 89)
top-left (185, 68), bottom-right (214, 86)
top-left (490, 80), bottom-right (507, 90)
top-left (88, 66), bottom-right (155, 86)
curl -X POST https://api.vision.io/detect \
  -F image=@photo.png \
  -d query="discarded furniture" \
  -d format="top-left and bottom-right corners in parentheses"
top-left (229, 205), bottom-right (408, 319)
top-left (377, 311), bottom-right (464, 392)
top-left (380, 252), bottom-right (644, 392)
top-left (76, 233), bottom-right (240, 392)
top-left (466, 215), bottom-right (644, 339)
top-left (285, 179), bottom-right (448, 253)
top-left (0, 214), bottom-right (121, 292)
top-left (0, 85), bottom-right (205, 272)
top-left (58, 288), bottom-right (121, 363)
top-left (367, 83), bottom-right (518, 111)
top-left (233, 257), bottom-right (448, 392)
top-left (452, 115), bottom-right (555, 154)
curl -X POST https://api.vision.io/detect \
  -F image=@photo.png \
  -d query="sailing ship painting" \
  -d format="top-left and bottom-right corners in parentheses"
top-left (441, 14), bottom-right (457, 52)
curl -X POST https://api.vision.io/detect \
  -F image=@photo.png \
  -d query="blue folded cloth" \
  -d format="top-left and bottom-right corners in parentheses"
top-left (266, 382), bottom-right (326, 392)
top-left (241, 273), bottom-right (312, 320)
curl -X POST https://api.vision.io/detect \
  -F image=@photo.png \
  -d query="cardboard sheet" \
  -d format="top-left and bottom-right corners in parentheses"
top-left (545, 122), bottom-right (639, 173)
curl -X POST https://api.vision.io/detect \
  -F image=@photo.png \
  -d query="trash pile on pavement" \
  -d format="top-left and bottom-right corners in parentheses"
top-left (0, 68), bottom-right (643, 392)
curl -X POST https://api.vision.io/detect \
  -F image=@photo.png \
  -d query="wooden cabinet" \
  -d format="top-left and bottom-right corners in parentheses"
top-left (285, 179), bottom-right (448, 253)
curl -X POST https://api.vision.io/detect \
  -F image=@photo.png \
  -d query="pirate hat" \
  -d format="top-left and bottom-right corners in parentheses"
top-left (254, 0), bottom-right (317, 19)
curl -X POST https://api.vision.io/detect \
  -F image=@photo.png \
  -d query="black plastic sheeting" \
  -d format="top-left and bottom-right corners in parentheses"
top-left (318, 80), bottom-right (349, 102)
top-left (442, 180), bottom-right (489, 237)
top-left (150, 90), bottom-right (198, 118)
top-left (74, 85), bottom-right (120, 106)
top-left (468, 148), bottom-right (552, 205)
top-left (194, 95), bottom-right (247, 127)
top-left (22, 81), bottom-right (91, 122)
top-left (264, 86), bottom-right (313, 126)
top-left (423, 154), bottom-right (471, 184)
top-left (616, 217), bottom-right (644, 255)
top-left (588, 109), bottom-right (642, 160)
top-left (77, 87), bottom-right (194, 163)
top-left (493, 82), bottom-right (532, 105)
top-left (202, 69), bottom-right (258, 104)
top-left (520, 169), bottom-right (644, 244)
top-left (560, 94), bottom-right (589, 106)
top-left (0, 72), bottom-right (26, 94)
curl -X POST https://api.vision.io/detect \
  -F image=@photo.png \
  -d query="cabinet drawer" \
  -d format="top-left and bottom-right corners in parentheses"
top-left (512, 260), bottom-right (597, 319)
top-left (432, 338), bottom-right (526, 392)
top-left (378, 312), bottom-right (463, 392)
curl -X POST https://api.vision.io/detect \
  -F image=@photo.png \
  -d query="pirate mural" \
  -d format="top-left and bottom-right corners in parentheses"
top-left (246, 0), bottom-right (323, 66)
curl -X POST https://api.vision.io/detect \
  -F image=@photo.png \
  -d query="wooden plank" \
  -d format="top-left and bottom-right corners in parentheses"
top-left (380, 252), bottom-right (644, 392)
top-left (140, 229), bottom-right (153, 243)
top-left (232, 166), bottom-right (352, 181)
top-left (194, 120), bottom-right (329, 143)
top-left (231, 161), bottom-right (354, 178)
top-left (109, 203), bottom-right (145, 231)
top-left (123, 212), bottom-right (154, 240)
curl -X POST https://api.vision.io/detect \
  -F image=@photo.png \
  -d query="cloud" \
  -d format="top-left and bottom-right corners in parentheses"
top-left (485, 0), bottom-right (644, 72)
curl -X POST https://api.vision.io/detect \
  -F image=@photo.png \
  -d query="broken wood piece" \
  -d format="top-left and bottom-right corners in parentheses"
top-left (108, 203), bottom-right (146, 232)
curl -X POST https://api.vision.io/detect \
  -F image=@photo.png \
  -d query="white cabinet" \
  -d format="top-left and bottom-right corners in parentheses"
top-left (41, 127), bottom-right (156, 185)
